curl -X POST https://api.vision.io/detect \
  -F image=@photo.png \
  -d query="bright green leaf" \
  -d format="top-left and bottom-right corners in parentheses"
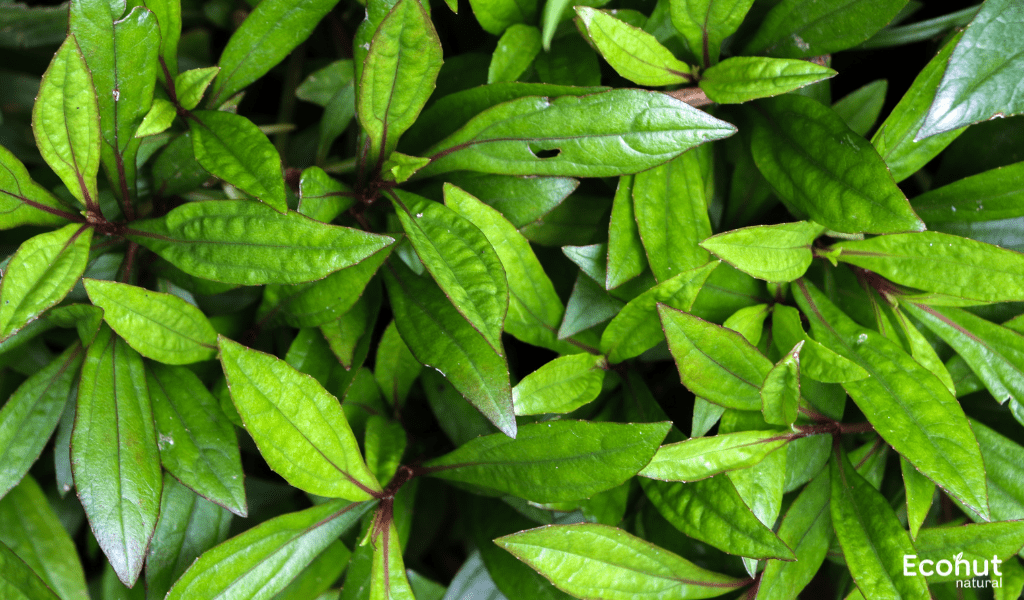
top-left (640, 429), bottom-right (792, 482)
top-left (175, 66), bottom-right (219, 110)
top-left (512, 353), bottom-right (606, 415)
top-left (576, 7), bottom-right (692, 87)
top-left (700, 221), bottom-right (825, 283)
top-left (772, 304), bottom-right (868, 383)
top-left (135, 98), bottom-right (176, 138)
top-left (0, 144), bottom-right (72, 230)
top-left (670, 0), bottom-right (754, 66)
top-left (488, 24), bottom-right (541, 83)
top-left (762, 341), bottom-right (802, 426)
top-left (700, 56), bottom-right (836, 104)
top-left (0, 541), bottom-right (60, 600)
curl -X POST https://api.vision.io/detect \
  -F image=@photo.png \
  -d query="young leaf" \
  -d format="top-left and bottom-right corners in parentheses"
top-left (417, 89), bottom-right (736, 178)
top-left (919, 0), bottom-right (1024, 138)
top-left (640, 429), bottom-right (792, 482)
top-left (834, 231), bottom-right (1024, 302)
top-left (298, 166), bottom-right (355, 223)
top-left (166, 500), bottom-right (371, 600)
top-left (832, 79), bottom-right (887, 136)
top-left (189, 110), bottom-right (287, 212)
top-left (699, 57), bottom-right (836, 104)
top-left (135, 98), bottom-right (176, 138)
top-left (495, 524), bottom-right (746, 599)
top-left (634, 146), bottom-right (712, 281)
top-left (749, 95), bottom-right (924, 234)
top-left (488, 24), bottom-right (541, 84)
top-left (147, 363), bottom-right (246, 516)
top-left (601, 261), bottom-right (718, 363)
top-left (0, 344), bottom-right (83, 499)
top-left (374, 321), bottom-right (421, 410)
top-left (423, 420), bottom-right (670, 502)
top-left (382, 259), bottom-right (516, 437)
top-left (0, 143), bottom-right (75, 230)
top-left (72, 326), bottom-right (162, 586)
top-left (84, 279), bottom-right (217, 364)
top-left (830, 451), bottom-right (930, 599)
top-left (772, 304), bottom-right (868, 383)
top-left (724, 303), bottom-right (770, 345)
top-left (358, 0), bottom-right (442, 167)
top-left (370, 520), bottom-right (416, 600)
top-left (761, 341), bottom-right (802, 426)
top-left (0, 224), bottom-right (92, 340)
top-left (575, 7), bottom-right (692, 87)
top-left (175, 66), bottom-right (219, 110)
top-left (606, 175), bottom-right (646, 289)
top-left (393, 188), bottom-right (509, 350)
top-left (670, 0), bottom-right (754, 66)
top-left (743, 0), bottom-right (908, 58)
top-left (32, 35), bottom-right (100, 208)
top-left (127, 200), bottom-right (394, 285)
top-left (794, 280), bottom-right (990, 520)
top-left (901, 457), bottom-right (934, 540)
top-left (700, 221), bottom-right (825, 283)
top-left (659, 304), bottom-right (773, 411)
top-left (218, 336), bottom-right (381, 500)
top-left (0, 541), bottom-right (60, 600)
top-left (871, 32), bottom-right (965, 182)
top-left (512, 353), bottom-right (606, 416)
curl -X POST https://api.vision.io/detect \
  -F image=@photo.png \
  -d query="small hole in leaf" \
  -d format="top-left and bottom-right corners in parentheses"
top-left (528, 143), bottom-right (561, 159)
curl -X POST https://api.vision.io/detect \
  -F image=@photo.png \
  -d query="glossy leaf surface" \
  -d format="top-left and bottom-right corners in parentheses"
top-left (512, 353), bottom-right (606, 415)
top-left (700, 57), bottom-right (835, 104)
top-left (576, 7), bottom-right (691, 87)
top-left (700, 221), bottom-right (824, 283)
top-left (639, 429), bottom-right (791, 482)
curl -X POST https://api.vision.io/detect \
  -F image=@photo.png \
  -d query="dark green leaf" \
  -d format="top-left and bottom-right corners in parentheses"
top-left (606, 175), bottom-right (646, 289)
top-left (576, 7), bottom-right (692, 87)
top-left (700, 56), bottom-right (836, 104)
top-left (512, 353), bottom-right (606, 415)
top-left (743, 0), bottom-right (908, 58)
top-left (374, 321), bottom-right (421, 410)
top-left (670, 0), bottom-right (754, 65)
top-left (913, 521), bottom-right (1024, 582)
top-left (0, 541), bottom-right (59, 600)
top-left (912, 161), bottom-right (1024, 224)
top-left (488, 24), bottom-right (541, 83)
top-left (468, 0), bottom-right (535, 35)
top-left (901, 456), bottom-right (934, 540)
top-left (0, 3), bottom-right (68, 49)
top-left (972, 419), bottom-right (1024, 529)
top-left (832, 79), bottom-right (887, 136)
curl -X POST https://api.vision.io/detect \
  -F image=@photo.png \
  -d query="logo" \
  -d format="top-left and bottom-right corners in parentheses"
top-left (903, 554), bottom-right (1004, 589)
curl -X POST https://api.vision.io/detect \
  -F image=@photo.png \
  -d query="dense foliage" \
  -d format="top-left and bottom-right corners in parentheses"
top-left (2, 0), bottom-right (1024, 598)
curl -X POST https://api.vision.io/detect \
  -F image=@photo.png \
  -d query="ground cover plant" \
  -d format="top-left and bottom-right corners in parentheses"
top-left (2, 0), bottom-right (1024, 597)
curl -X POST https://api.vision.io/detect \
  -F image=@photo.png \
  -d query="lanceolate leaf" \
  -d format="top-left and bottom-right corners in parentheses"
top-left (972, 420), bottom-right (1024, 527)
top-left (914, 521), bottom-right (1024, 582)
top-left (189, 110), bottom-right (287, 212)
top-left (606, 175), bottom-right (645, 289)
top-left (660, 304), bottom-right (773, 411)
top-left (218, 336), bottom-right (381, 500)
top-left (175, 66), bottom-right (219, 110)
top-left (761, 341), bottom-right (802, 426)
top-left (127, 200), bottom-right (394, 285)
top-left (700, 221), bottom-right (825, 282)
top-left (495, 524), bottom-right (746, 600)
top-left (374, 322), bottom-right (421, 409)
top-left (772, 305), bottom-right (868, 384)
top-left (834, 231), bottom-right (1024, 302)
top-left (72, 326), bottom-right (162, 586)
top-left (423, 420), bottom-right (670, 502)
top-left (700, 57), bottom-right (836, 104)
top-left (84, 279), bottom-right (218, 364)
top-left (383, 258), bottom-right (516, 437)
top-left (743, 0), bottom-right (908, 58)
top-left (901, 457), bottom-right (934, 540)
top-left (357, 0), bottom-right (442, 167)
top-left (0, 343), bottom-right (83, 499)
top-left (370, 521), bottom-right (416, 600)
top-left (166, 500), bottom-right (371, 600)
top-left (512, 353), bottom-right (606, 416)
top-left (0, 542), bottom-right (60, 600)
top-left (488, 24), bottom-right (542, 83)
top-left (639, 430), bottom-right (792, 482)
top-left (32, 35), bottom-right (100, 208)
top-left (919, 0), bottom-right (1024, 138)
top-left (794, 280), bottom-right (990, 520)
top-left (417, 89), bottom-right (736, 178)
top-left (0, 144), bottom-right (73, 230)
top-left (912, 161), bottom-right (1024, 224)
top-left (575, 7), bottom-right (692, 87)
top-left (147, 363), bottom-right (246, 516)
top-left (394, 188), bottom-right (508, 350)
top-left (0, 224), bottom-right (93, 340)
top-left (671, 0), bottom-right (754, 66)
top-left (749, 95), bottom-right (924, 234)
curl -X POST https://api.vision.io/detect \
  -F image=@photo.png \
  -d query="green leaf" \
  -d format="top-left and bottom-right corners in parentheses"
top-left (700, 56), bottom-right (836, 104)
top-left (424, 420), bottom-right (670, 502)
top-left (723, 304), bottom-right (770, 345)
top-left (749, 95), bottom-right (924, 234)
top-left (761, 341), bottom-right (802, 426)
top-left (218, 336), bottom-right (381, 500)
top-left (606, 175), bottom-right (646, 289)
top-left (576, 7), bottom-right (692, 87)
top-left (0, 541), bottom-right (60, 600)
top-left (912, 161), bottom-right (1024, 224)
top-left (445, 184), bottom-right (580, 354)
top-left (369, 520), bottom-right (415, 600)
top-left (560, 273), bottom-right (623, 340)
top-left (175, 66), bottom-right (219, 110)
top-left (166, 500), bottom-right (371, 600)
top-left (84, 279), bottom-right (217, 364)
top-left (0, 143), bottom-right (74, 230)
top-left (634, 146), bottom-right (712, 281)
top-left (72, 326), bottom-right (162, 586)
top-left (914, 521), bottom-right (1024, 582)
top-left (640, 475), bottom-right (795, 559)
top-left (901, 457), bottom-right (934, 540)
top-left (298, 166), bottom-right (355, 223)
top-left (147, 363), bottom-right (246, 516)
top-left (357, 0), bottom-right (442, 167)
top-left (640, 429), bottom-right (791, 482)
top-left (139, 0), bottom-right (180, 76)
top-left (871, 32), bottom-right (965, 183)
top-left (743, 0), bottom-right (909, 58)
top-left (830, 451), bottom-right (929, 599)
top-left (601, 261), bottom-right (717, 363)
top-left (892, 304), bottom-right (955, 395)
top-left (468, 0), bottom-right (536, 35)
top-left (0, 344), bottom-right (83, 499)
top-left (919, 0), bottom-right (1024, 138)
top-left (794, 279), bottom-right (990, 520)
top-left (417, 89), bottom-right (736, 178)
top-left (835, 231), bottom-right (1024, 302)
top-left (189, 110), bottom-right (287, 212)
top-left (670, 0), bottom-right (754, 66)
top-left (0, 475), bottom-right (89, 600)
top-left (700, 221), bottom-right (825, 283)
top-left (772, 304), bottom-right (868, 383)
top-left (209, 0), bottom-right (343, 107)
top-left (0, 224), bottom-right (92, 340)
top-left (274, 539), bottom-right (350, 600)
top-left (135, 98), bottom-right (176, 138)
top-left (488, 24), bottom-right (541, 83)
top-left (832, 79), bottom-right (887, 137)
top-left (512, 353), bottom-right (606, 415)
top-left (495, 523), bottom-right (745, 599)
top-left (374, 321), bottom-right (421, 410)
top-left (394, 188), bottom-right (508, 351)
top-left (972, 419), bottom-right (1024, 529)
top-left (756, 469), bottom-right (831, 600)
top-left (146, 476), bottom-right (232, 600)
top-left (70, 0), bottom-right (159, 205)
top-left (127, 200), bottom-right (394, 285)
top-left (380, 153), bottom-right (430, 183)
top-left (660, 303), bottom-right (773, 410)
top-left (32, 35), bottom-right (101, 208)
top-left (364, 416), bottom-right (406, 485)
